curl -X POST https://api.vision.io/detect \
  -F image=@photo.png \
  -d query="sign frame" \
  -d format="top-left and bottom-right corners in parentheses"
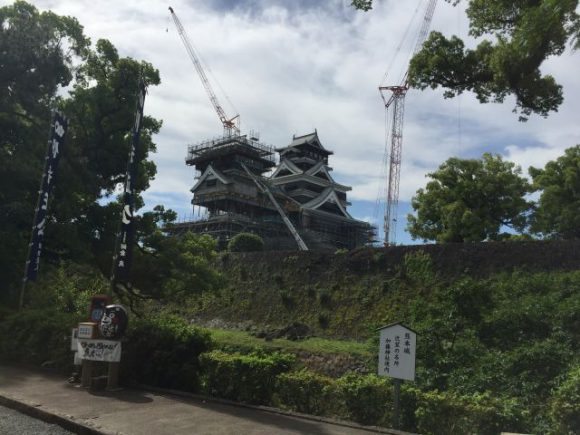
top-left (377, 321), bottom-right (417, 381)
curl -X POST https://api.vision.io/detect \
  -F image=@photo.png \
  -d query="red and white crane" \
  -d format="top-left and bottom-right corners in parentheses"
top-left (379, 0), bottom-right (437, 245)
top-left (169, 6), bottom-right (240, 137)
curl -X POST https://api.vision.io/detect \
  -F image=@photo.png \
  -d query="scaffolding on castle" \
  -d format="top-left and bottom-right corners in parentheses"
top-left (172, 131), bottom-right (376, 251)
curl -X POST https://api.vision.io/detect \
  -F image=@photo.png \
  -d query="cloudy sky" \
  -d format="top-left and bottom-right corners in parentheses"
top-left (23, 0), bottom-right (580, 244)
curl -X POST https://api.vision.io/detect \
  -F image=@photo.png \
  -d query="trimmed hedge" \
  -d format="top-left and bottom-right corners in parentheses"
top-left (272, 370), bottom-right (528, 434)
top-left (410, 388), bottom-right (527, 435)
top-left (200, 350), bottom-right (294, 404)
top-left (121, 315), bottom-right (213, 391)
top-left (275, 369), bottom-right (336, 416)
top-left (335, 373), bottom-right (391, 425)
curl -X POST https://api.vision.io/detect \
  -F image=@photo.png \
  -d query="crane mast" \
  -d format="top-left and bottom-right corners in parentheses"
top-left (169, 7), bottom-right (239, 137)
top-left (379, 0), bottom-right (437, 245)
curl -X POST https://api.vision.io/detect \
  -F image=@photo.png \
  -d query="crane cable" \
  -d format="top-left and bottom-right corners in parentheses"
top-left (374, 0), bottom-right (425, 223)
top-left (379, 0), bottom-right (424, 87)
top-left (373, 103), bottom-right (392, 223)
top-left (167, 9), bottom-right (239, 127)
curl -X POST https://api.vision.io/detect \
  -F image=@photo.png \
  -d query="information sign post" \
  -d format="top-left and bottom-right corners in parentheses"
top-left (377, 322), bottom-right (417, 430)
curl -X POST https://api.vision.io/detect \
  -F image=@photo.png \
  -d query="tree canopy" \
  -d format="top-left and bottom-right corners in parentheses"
top-left (529, 145), bottom-right (580, 239)
top-left (407, 153), bottom-right (531, 242)
top-left (353, 0), bottom-right (580, 121)
top-left (0, 1), bottom-right (162, 302)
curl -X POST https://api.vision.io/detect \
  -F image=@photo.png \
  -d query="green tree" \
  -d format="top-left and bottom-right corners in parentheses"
top-left (50, 38), bottom-right (161, 273)
top-left (130, 231), bottom-right (222, 300)
top-left (407, 153), bottom-right (531, 242)
top-left (0, 1), bottom-right (163, 304)
top-left (529, 145), bottom-right (580, 239)
top-left (353, 0), bottom-right (580, 121)
top-left (228, 232), bottom-right (265, 252)
top-left (0, 1), bottom-right (89, 300)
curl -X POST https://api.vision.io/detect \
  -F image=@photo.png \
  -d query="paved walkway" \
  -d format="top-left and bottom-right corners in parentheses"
top-left (0, 366), bottom-right (403, 435)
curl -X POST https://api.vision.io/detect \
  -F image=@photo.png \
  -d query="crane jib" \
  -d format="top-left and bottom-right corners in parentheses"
top-left (169, 6), bottom-right (240, 136)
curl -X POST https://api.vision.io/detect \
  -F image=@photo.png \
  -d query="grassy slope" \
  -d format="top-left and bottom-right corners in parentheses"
top-left (209, 327), bottom-right (372, 357)
top-left (167, 249), bottom-right (580, 406)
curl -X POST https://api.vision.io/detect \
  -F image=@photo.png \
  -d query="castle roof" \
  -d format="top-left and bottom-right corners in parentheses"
top-left (275, 130), bottom-right (333, 156)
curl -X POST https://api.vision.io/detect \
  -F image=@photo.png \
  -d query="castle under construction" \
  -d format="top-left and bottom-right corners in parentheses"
top-left (170, 130), bottom-right (375, 251)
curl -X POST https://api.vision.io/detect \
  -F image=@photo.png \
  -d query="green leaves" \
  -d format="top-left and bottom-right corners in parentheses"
top-left (530, 145), bottom-right (580, 239)
top-left (407, 153), bottom-right (531, 243)
top-left (129, 231), bottom-right (222, 299)
top-left (407, 0), bottom-right (579, 120)
top-left (0, 1), bottom-right (166, 303)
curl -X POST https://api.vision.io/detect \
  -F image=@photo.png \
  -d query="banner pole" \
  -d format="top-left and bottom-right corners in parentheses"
top-left (20, 110), bottom-right (66, 309)
top-left (110, 76), bottom-right (147, 298)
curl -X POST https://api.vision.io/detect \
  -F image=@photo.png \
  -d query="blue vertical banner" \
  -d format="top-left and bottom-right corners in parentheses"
top-left (24, 111), bottom-right (68, 282)
top-left (113, 79), bottom-right (147, 284)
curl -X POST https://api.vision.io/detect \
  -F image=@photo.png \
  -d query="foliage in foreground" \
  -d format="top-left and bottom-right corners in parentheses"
top-left (3, 249), bottom-right (580, 434)
top-left (354, 0), bottom-right (580, 119)
top-left (1, 299), bottom-right (577, 434)
top-left (200, 350), bottom-right (294, 404)
top-left (122, 314), bottom-right (213, 391)
top-left (131, 231), bottom-right (223, 299)
top-left (0, 1), bottom-right (164, 305)
top-left (412, 0), bottom-right (576, 121)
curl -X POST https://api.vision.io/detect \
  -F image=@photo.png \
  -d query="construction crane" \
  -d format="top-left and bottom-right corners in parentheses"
top-left (169, 6), bottom-right (240, 136)
top-left (379, 0), bottom-right (437, 245)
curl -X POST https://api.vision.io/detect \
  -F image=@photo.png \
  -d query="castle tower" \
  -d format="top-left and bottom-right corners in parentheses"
top-left (270, 131), bottom-right (373, 249)
top-left (186, 134), bottom-right (276, 218)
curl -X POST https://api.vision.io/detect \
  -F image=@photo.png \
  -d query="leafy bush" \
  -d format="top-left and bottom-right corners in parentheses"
top-left (318, 289), bottom-right (332, 307)
top-left (228, 233), bottom-right (264, 252)
top-left (412, 389), bottom-right (527, 435)
top-left (26, 263), bottom-right (107, 314)
top-left (276, 369), bottom-right (336, 415)
top-left (318, 313), bottom-right (329, 329)
top-left (0, 309), bottom-right (79, 372)
top-left (402, 250), bottom-right (436, 285)
top-left (122, 314), bottom-right (213, 391)
top-left (335, 373), bottom-right (391, 425)
top-left (135, 232), bottom-right (222, 298)
top-left (549, 364), bottom-right (580, 434)
top-left (200, 350), bottom-right (294, 404)
top-left (279, 290), bottom-right (294, 308)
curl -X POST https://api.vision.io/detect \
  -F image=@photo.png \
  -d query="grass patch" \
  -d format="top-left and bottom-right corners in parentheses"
top-left (208, 328), bottom-right (372, 357)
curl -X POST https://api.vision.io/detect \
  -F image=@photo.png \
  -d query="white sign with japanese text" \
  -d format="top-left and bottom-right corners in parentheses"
top-left (378, 323), bottom-right (416, 381)
top-left (77, 339), bottom-right (121, 362)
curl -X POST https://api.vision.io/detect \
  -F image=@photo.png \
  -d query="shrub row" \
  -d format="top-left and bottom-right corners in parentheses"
top-left (121, 314), bottom-right (213, 391)
top-left (199, 350), bottom-right (294, 404)
top-left (196, 351), bottom-right (530, 435)
top-left (1, 309), bottom-right (570, 434)
top-left (273, 371), bottom-right (529, 435)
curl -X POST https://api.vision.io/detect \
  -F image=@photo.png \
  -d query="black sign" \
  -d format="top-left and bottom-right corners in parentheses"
top-left (113, 80), bottom-right (147, 284)
top-left (99, 304), bottom-right (129, 340)
top-left (24, 111), bottom-right (68, 282)
top-left (89, 295), bottom-right (111, 323)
